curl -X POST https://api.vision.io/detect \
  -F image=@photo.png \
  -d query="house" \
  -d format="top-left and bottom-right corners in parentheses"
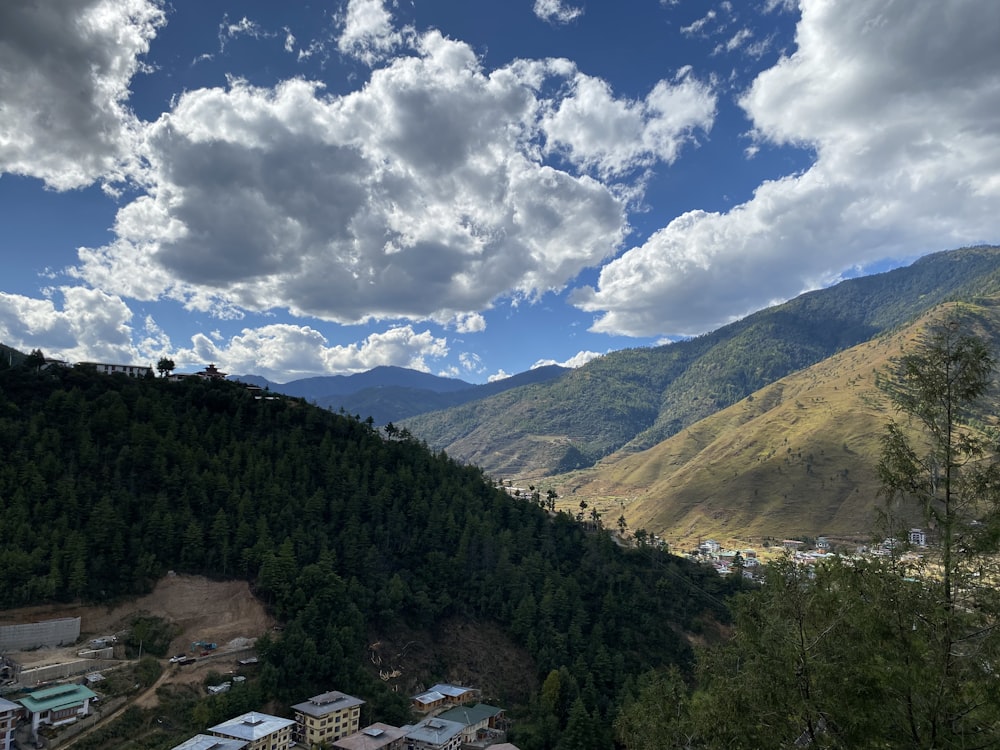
top-left (400, 717), bottom-right (465, 750)
top-left (699, 539), bottom-right (721, 555)
top-left (171, 734), bottom-right (248, 750)
top-left (197, 363), bottom-right (228, 380)
top-left (909, 528), bottom-right (927, 547)
top-left (436, 703), bottom-right (506, 745)
top-left (410, 684), bottom-right (479, 713)
top-left (78, 361), bottom-right (153, 378)
top-left (292, 689), bottom-right (365, 747)
top-left (332, 723), bottom-right (406, 750)
top-left (208, 711), bottom-right (296, 750)
top-left (0, 697), bottom-right (21, 750)
top-left (17, 683), bottom-right (97, 733)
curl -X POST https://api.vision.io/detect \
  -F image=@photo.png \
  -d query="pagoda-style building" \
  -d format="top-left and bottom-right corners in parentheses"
top-left (197, 363), bottom-right (228, 380)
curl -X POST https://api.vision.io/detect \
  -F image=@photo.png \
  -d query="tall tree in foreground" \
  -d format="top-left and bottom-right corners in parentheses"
top-left (632, 312), bottom-right (1000, 749)
top-left (874, 315), bottom-right (1000, 746)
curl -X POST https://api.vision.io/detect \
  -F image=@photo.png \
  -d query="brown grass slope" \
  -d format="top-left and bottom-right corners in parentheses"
top-left (553, 299), bottom-right (1000, 550)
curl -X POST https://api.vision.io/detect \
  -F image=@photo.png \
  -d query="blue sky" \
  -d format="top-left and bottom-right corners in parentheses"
top-left (1, 0), bottom-right (997, 383)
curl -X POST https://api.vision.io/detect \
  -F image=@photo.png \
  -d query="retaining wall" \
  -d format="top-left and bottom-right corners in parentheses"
top-left (18, 658), bottom-right (118, 688)
top-left (0, 618), bottom-right (80, 652)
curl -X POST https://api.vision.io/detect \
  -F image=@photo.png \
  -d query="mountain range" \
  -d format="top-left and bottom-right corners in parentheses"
top-left (393, 245), bottom-right (1000, 544)
top-left (231, 245), bottom-right (1000, 545)
top-left (232, 363), bottom-right (568, 425)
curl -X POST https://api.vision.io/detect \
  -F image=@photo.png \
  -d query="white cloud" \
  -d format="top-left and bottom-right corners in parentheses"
top-left (174, 323), bottom-right (449, 381)
top-left (74, 27), bottom-right (723, 328)
top-left (681, 10), bottom-right (716, 36)
top-left (0, 287), bottom-right (141, 363)
top-left (718, 28), bottom-right (753, 54)
top-left (531, 350), bottom-right (603, 369)
top-left (219, 15), bottom-right (266, 50)
top-left (574, 0), bottom-right (1000, 337)
top-left (488, 369), bottom-right (512, 382)
top-left (540, 67), bottom-right (716, 178)
top-left (533, 0), bottom-right (583, 25)
top-left (453, 313), bottom-right (487, 333)
top-left (336, 0), bottom-right (404, 65)
top-left (459, 352), bottom-right (483, 373)
top-left (0, 0), bottom-right (164, 190)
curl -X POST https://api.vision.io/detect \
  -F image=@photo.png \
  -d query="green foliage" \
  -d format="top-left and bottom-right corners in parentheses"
top-left (644, 319), bottom-right (1000, 750)
top-left (614, 667), bottom-right (693, 750)
top-left (136, 655), bottom-right (163, 687)
top-left (126, 615), bottom-right (179, 658)
top-left (0, 366), bottom-right (740, 748)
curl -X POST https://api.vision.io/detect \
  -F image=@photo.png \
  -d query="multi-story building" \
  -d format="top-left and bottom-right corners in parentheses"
top-left (208, 711), bottom-right (295, 750)
top-left (436, 704), bottom-right (506, 746)
top-left (291, 690), bottom-right (364, 748)
top-left (17, 684), bottom-right (97, 734)
top-left (400, 717), bottom-right (465, 750)
top-left (0, 697), bottom-right (21, 750)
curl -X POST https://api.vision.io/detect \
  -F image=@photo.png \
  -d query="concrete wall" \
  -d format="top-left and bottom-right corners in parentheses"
top-left (0, 618), bottom-right (80, 652)
top-left (18, 659), bottom-right (118, 688)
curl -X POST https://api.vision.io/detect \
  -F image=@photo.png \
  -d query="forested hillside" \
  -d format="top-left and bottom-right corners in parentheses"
top-left (0, 360), bottom-right (738, 749)
top-left (404, 245), bottom-right (1000, 477)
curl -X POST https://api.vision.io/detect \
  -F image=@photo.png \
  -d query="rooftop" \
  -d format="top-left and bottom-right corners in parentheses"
top-left (209, 711), bottom-right (295, 741)
top-left (403, 717), bottom-right (465, 744)
top-left (332, 723), bottom-right (407, 750)
top-left (18, 684), bottom-right (97, 713)
top-left (292, 690), bottom-right (365, 718)
top-left (171, 734), bottom-right (249, 750)
top-left (437, 703), bottom-right (503, 727)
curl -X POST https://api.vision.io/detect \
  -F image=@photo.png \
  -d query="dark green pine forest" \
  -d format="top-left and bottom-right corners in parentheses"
top-left (0, 359), bottom-right (740, 749)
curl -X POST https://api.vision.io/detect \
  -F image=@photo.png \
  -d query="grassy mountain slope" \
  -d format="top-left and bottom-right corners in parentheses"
top-left (404, 245), bottom-right (1000, 478)
top-left (555, 299), bottom-right (1000, 548)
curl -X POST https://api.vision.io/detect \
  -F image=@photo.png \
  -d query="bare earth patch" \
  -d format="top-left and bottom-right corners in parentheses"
top-left (1, 573), bottom-right (274, 705)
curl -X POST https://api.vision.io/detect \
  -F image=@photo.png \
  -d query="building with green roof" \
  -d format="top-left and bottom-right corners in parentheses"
top-left (17, 683), bottom-right (97, 733)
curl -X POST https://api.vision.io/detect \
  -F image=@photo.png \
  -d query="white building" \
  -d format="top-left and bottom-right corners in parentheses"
top-left (209, 711), bottom-right (296, 750)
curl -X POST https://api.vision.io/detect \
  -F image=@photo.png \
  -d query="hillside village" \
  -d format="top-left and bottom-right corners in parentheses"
top-left (0, 613), bottom-right (515, 750)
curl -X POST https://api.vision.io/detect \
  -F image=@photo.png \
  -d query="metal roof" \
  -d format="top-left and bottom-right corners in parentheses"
top-left (292, 690), bottom-right (365, 717)
top-left (208, 711), bottom-right (295, 741)
top-left (437, 703), bottom-right (503, 727)
top-left (18, 684), bottom-right (97, 714)
top-left (171, 734), bottom-right (249, 750)
top-left (404, 717), bottom-right (465, 744)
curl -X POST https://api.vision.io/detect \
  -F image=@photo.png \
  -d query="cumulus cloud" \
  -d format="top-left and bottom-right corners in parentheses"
top-left (172, 323), bottom-right (449, 381)
top-left (575, 0), bottom-right (1000, 337)
top-left (336, 0), bottom-right (404, 65)
top-left (539, 67), bottom-right (716, 178)
top-left (453, 313), bottom-right (487, 334)
top-left (533, 0), bottom-right (583, 25)
top-left (74, 27), bottom-right (713, 329)
top-left (0, 0), bottom-right (164, 190)
top-left (0, 287), bottom-right (140, 362)
top-left (532, 350), bottom-right (603, 369)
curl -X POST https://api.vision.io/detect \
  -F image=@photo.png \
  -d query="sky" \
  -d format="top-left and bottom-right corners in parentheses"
top-left (1, 0), bottom-right (997, 384)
